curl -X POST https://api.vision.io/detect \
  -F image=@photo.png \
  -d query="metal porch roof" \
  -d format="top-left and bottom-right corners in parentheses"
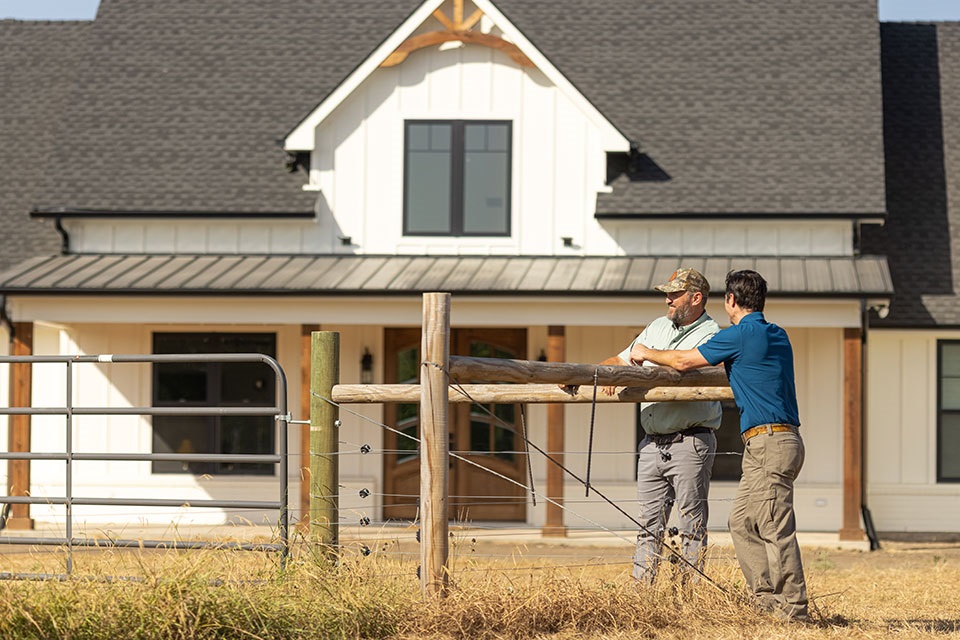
top-left (0, 255), bottom-right (893, 298)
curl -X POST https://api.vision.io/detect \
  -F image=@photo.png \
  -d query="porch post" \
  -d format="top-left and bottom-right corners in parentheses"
top-left (542, 325), bottom-right (567, 537)
top-left (839, 327), bottom-right (865, 541)
top-left (6, 322), bottom-right (34, 530)
top-left (299, 324), bottom-right (320, 529)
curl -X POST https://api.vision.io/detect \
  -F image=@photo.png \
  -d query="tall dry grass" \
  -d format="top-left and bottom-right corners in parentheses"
top-left (0, 536), bottom-right (957, 639)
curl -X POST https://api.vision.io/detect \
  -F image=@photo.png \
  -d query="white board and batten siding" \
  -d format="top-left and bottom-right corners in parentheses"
top-left (61, 38), bottom-right (854, 260)
top-left (542, 324), bottom-right (849, 532)
top-left (23, 322), bottom-right (304, 526)
top-left (867, 329), bottom-right (960, 533)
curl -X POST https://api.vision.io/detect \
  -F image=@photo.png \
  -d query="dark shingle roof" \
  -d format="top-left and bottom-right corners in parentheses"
top-left (22, 0), bottom-right (886, 218)
top-left (496, 0), bottom-right (887, 216)
top-left (862, 23), bottom-right (960, 326)
top-left (0, 254), bottom-right (893, 297)
top-left (0, 20), bottom-right (90, 271)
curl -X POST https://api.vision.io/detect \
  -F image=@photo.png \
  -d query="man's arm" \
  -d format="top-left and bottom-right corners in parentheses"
top-left (628, 344), bottom-right (709, 371)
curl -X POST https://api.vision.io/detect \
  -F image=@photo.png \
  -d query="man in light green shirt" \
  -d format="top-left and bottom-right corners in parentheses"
top-left (603, 268), bottom-right (721, 582)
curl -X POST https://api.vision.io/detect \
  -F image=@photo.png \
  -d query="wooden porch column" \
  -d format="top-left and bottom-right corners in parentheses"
top-left (542, 325), bottom-right (567, 537)
top-left (839, 327), bottom-right (865, 541)
top-left (298, 324), bottom-right (321, 529)
top-left (6, 322), bottom-right (34, 530)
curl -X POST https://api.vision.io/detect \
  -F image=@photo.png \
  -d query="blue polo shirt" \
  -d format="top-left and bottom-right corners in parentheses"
top-left (697, 312), bottom-right (800, 433)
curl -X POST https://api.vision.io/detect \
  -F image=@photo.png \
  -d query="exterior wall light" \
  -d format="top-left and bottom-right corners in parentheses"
top-left (360, 348), bottom-right (374, 384)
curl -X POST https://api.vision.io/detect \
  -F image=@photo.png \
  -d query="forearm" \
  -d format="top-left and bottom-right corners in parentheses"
top-left (630, 346), bottom-right (708, 371)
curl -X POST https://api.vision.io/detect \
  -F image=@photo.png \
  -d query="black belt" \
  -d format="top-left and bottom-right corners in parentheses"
top-left (645, 426), bottom-right (714, 446)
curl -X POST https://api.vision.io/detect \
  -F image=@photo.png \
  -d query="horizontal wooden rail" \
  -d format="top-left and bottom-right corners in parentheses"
top-left (331, 383), bottom-right (733, 404)
top-left (447, 357), bottom-right (728, 387)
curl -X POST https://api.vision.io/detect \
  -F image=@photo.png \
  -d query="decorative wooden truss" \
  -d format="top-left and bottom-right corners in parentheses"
top-left (381, 0), bottom-right (534, 68)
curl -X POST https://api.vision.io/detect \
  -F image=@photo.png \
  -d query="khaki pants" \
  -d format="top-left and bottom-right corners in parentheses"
top-left (729, 429), bottom-right (808, 619)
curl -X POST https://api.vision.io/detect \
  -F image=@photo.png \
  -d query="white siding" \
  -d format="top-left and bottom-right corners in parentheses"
top-left (866, 330), bottom-right (960, 532)
top-left (60, 40), bottom-right (854, 259)
top-left (15, 314), bottom-right (842, 530)
top-left (26, 322), bottom-right (302, 526)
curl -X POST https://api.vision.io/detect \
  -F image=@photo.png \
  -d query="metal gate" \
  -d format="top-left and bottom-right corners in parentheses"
top-left (0, 353), bottom-right (291, 577)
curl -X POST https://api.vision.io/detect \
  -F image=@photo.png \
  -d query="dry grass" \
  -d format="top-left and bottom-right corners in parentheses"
top-left (0, 535), bottom-right (958, 639)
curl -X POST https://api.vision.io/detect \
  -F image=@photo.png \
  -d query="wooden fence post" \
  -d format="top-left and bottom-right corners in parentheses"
top-left (420, 293), bottom-right (450, 597)
top-left (310, 331), bottom-right (340, 558)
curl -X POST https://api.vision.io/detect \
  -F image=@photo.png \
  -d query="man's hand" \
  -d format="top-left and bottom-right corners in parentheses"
top-left (629, 343), bottom-right (655, 366)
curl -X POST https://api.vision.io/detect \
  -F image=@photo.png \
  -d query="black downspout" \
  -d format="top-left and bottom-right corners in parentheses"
top-left (54, 214), bottom-right (71, 254)
top-left (0, 294), bottom-right (14, 341)
top-left (860, 300), bottom-right (881, 550)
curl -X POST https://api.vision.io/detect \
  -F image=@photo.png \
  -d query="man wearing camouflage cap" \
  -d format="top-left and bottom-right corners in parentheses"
top-left (601, 268), bottom-right (722, 582)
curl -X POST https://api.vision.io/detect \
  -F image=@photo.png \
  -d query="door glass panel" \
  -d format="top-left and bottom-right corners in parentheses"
top-left (470, 421), bottom-right (490, 454)
top-left (494, 425), bottom-right (515, 461)
top-left (395, 346), bottom-right (420, 462)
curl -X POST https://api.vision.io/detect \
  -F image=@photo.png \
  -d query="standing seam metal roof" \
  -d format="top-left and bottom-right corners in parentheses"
top-left (0, 254), bottom-right (893, 297)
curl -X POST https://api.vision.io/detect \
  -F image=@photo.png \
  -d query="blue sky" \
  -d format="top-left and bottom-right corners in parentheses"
top-left (1, 0), bottom-right (960, 21)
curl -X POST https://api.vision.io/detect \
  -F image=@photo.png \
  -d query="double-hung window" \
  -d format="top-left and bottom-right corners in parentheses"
top-left (937, 340), bottom-right (960, 481)
top-left (404, 120), bottom-right (511, 236)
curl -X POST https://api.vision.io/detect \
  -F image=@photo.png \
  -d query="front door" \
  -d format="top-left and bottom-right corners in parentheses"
top-left (383, 327), bottom-right (527, 522)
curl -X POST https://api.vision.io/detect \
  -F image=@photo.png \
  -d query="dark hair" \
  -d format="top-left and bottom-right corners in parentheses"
top-left (725, 270), bottom-right (767, 312)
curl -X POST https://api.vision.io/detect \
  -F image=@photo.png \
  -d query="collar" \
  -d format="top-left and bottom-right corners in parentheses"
top-left (674, 311), bottom-right (712, 334)
top-left (738, 311), bottom-right (766, 324)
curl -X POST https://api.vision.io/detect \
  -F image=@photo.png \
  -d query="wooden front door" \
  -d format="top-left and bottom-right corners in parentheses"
top-left (383, 327), bottom-right (527, 522)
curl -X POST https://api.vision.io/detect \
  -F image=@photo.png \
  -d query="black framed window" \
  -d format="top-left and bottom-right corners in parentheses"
top-left (937, 341), bottom-right (960, 482)
top-left (152, 333), bottom-right (277, 475)
top-left (404, 120), bottom-right (511, 236)
top-left (635, 401), bottom-right (743, 481)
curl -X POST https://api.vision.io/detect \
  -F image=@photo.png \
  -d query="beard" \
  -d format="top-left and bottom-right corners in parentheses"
top-left (669, 302), bottom-right (693, 327)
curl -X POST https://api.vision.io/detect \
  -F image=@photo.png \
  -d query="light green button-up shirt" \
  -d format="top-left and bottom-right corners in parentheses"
top-left (617, 312), bottom-right (722, 435)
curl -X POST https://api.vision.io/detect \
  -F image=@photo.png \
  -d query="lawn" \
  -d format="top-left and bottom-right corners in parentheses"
top-left (0, 533), bottom-right (957, 639)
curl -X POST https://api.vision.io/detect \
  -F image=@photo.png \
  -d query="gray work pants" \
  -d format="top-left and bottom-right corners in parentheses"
top-left (729, 429), bottom-right (808, 619)
top-left (633, 430), bottom-right (716, 582)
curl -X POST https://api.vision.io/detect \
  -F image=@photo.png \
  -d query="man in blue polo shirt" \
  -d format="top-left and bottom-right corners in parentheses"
top-left (627, 270), bottom-right (809, 622)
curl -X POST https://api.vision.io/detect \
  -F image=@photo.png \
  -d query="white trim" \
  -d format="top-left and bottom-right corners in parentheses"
top-left (8, 295), bottom-right (862, 328)
top-left (283, 0), bottom-right (630, 152)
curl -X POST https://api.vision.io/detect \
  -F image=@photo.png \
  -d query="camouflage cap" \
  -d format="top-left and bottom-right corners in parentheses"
top-left (654, 268), bottom-right (710, 295)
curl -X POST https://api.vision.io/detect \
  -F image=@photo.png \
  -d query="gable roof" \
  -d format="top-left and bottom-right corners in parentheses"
top-left (12, 0), bottom-right (886, 219)
top-left (0, 19), bottom-right (90, 271)
top-left (283, 0), bottom-right (630, 153)
top-left (863, 22), bottom-right (960, 327)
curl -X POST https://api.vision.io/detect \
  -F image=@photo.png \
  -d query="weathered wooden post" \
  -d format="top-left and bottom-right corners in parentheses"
top-left (420, 292), bottom-right (450, 597)
top-left (310, 331), bottom-right (339, 559)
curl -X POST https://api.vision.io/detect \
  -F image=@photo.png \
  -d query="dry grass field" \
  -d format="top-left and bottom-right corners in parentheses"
top-left (0, 532), bottom-right (958, 639)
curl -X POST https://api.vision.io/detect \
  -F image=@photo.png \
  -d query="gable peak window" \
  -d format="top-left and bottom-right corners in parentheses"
top-left (404, 120), bottom-right (511, 237)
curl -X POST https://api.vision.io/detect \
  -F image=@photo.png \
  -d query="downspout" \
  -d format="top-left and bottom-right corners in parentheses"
top-left (860, 300), bottom-right (881, 550)
top-left (54, 214), bottom-right (71, 254)
top-left (0, 294), bottom-right (14, 341)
